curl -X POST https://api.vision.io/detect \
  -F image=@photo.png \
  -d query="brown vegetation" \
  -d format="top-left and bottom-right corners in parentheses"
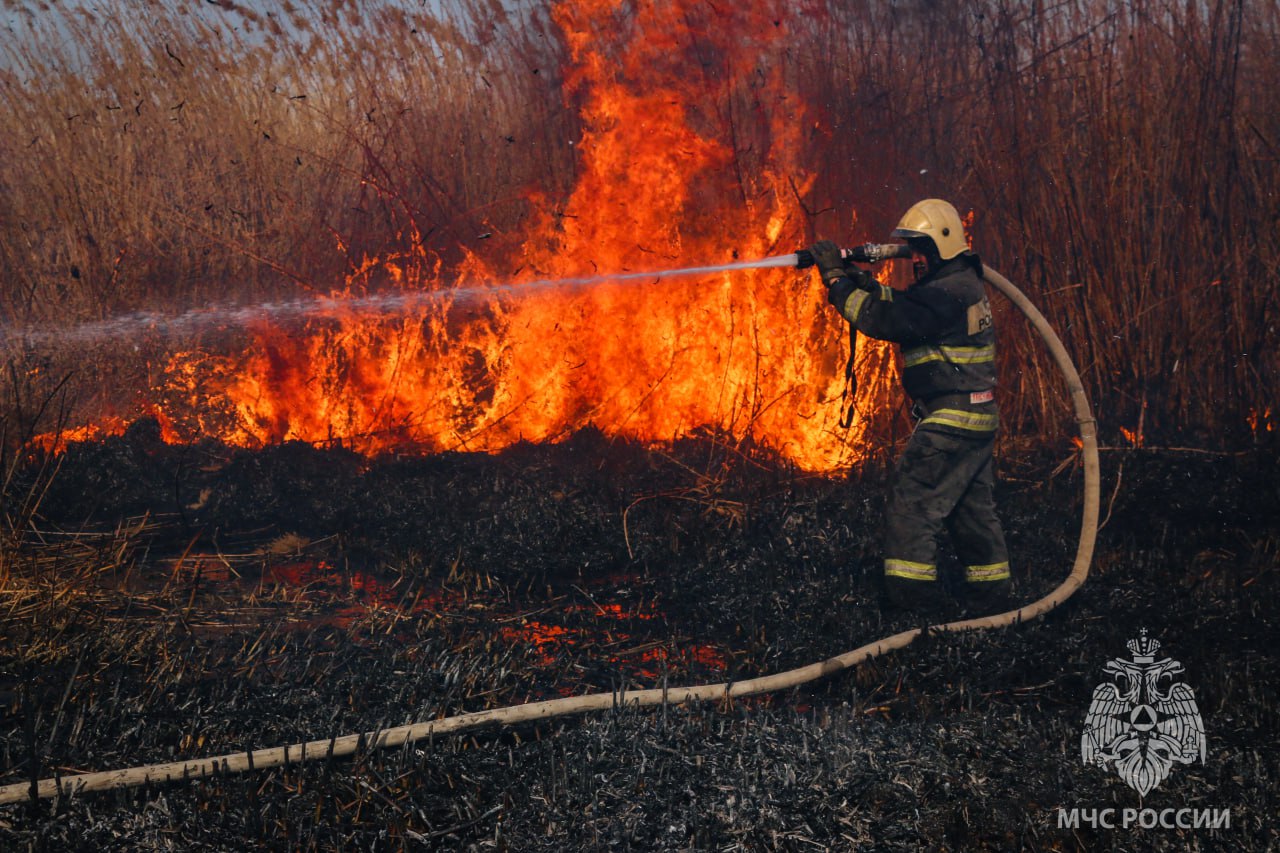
top-left (0, 0), bottom-right (1276, 450)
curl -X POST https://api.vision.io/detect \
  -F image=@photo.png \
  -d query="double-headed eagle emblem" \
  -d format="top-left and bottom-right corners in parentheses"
top-left (1081, 630), bottom-right (1206, 795)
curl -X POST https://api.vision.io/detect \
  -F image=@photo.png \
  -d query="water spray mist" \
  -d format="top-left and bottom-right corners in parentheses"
top-left (1, 244), bottom-right (910, 349)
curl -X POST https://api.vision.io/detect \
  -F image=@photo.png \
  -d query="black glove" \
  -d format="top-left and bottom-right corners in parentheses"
top-left (808, 240), bottom-right (846, 285)
top-left (808, 241), bottom-right (875, 313)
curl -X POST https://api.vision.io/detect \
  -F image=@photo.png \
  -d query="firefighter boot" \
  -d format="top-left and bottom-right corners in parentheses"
top-left (963, 576), bottom-right (1012, 615)
top-left (881, 574), bottom-right (951, 615)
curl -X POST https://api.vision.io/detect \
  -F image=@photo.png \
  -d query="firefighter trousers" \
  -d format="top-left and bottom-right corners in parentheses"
top-left (883, 425), bottom-right (1010, 589)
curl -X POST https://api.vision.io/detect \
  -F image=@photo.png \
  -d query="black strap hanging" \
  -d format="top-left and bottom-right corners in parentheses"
top-left (838, 325), bottom-right (858, 429)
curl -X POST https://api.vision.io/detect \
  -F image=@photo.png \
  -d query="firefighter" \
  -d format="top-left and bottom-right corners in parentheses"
top-left (807, 198), bottom-right (1011, 613)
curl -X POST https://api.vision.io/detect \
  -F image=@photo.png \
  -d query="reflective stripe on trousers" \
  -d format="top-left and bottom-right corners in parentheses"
top-left (885, 559), bottom-right (937, 581)
top-left (883, 426), bottom-right (1010, 584)
top-left (965, 561), bottom-right (1010, 582)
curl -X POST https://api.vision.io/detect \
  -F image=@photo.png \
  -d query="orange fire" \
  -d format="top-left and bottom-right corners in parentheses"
top-left (29, 415), bottom-right (130, 454)
top-left (143, 3), bottom-right (897, 471)
top-left (1248, 407), bottom-right (1273, 433)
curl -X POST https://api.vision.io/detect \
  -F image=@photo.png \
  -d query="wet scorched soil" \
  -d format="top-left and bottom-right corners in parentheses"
top-left (1, 424), bottom-right (1277, 850)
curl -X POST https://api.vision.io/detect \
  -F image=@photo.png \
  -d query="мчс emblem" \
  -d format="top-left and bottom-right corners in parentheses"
top-left (1081, 629), bottom-right (1206, 796)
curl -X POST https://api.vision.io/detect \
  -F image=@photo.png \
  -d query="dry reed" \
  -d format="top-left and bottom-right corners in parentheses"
top-left (0, 0), bottom-right (1275, 451)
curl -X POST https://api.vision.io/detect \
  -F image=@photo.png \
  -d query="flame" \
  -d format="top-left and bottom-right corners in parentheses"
top-left (1120, 425), bottom-right (1144, 448)
top-left (29, 416), bottom-right (129, 454)
top-left (32, 409), bottom-right (182, 455)
top-left (1248, 407), bottom-right (1273, 433)
top-left (113, 3), bottom-right (898, 471)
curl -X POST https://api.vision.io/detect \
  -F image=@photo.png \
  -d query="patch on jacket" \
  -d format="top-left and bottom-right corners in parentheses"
top-left (967, 297), bottom-right (993, 335)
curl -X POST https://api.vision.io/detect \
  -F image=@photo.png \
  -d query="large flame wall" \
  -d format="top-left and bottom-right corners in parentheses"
top-left (155, 0), bottom-right (897, 472)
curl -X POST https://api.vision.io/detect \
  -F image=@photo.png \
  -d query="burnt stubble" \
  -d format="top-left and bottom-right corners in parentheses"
top-left (1, 427), bottom-right (1276, 850)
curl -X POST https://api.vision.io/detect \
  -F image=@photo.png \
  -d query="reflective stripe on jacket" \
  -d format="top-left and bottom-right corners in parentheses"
top-left (838, 255), bottom-right (998, 435)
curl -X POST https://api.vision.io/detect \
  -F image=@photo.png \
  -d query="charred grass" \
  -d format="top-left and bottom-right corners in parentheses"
top-left (1, 430), bottom-right (1277, 850)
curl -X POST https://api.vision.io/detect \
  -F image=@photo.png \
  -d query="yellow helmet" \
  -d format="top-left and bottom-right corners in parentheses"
top-left (891, 199), bottom-right (969, 260)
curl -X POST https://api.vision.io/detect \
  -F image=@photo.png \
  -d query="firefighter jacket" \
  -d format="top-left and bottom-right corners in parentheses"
top-left (835, 255), bottom-right (998, 436)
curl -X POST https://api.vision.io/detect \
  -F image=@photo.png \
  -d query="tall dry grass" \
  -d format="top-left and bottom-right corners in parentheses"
top-left (0, 0), bottom-right (572, 326)
top-left (796, 0), bottom-right (1278, 446)
top-left (0, 0), bottom-right (1276, 454)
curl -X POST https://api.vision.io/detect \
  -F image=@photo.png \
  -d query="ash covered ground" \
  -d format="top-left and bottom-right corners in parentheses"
top-left (1, 422), bottom-right (1277, 851)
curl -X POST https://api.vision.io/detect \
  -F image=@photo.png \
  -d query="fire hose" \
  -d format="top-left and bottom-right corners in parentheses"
top-left (0, 263), bottom-right (1099, 805)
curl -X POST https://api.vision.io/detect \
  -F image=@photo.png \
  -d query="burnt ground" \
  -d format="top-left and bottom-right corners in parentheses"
top-left (0, 421), bottom-right (1277, 851)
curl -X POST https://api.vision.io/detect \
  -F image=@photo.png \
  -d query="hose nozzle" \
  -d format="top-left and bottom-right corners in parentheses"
top-left (794, 243), bottom-right (913, 269)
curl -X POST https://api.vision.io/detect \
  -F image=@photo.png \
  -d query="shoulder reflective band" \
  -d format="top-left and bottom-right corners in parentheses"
top-left (884, 559), bottom-right (937, 581)
top-left (902, 343), bottom-right (996, 368)
top-left (920, 408), bottom-right (999, 432)
top-left (842, 289), bottom-right (870, 323)
top-left (841, 285), bottom-right (894, 323)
